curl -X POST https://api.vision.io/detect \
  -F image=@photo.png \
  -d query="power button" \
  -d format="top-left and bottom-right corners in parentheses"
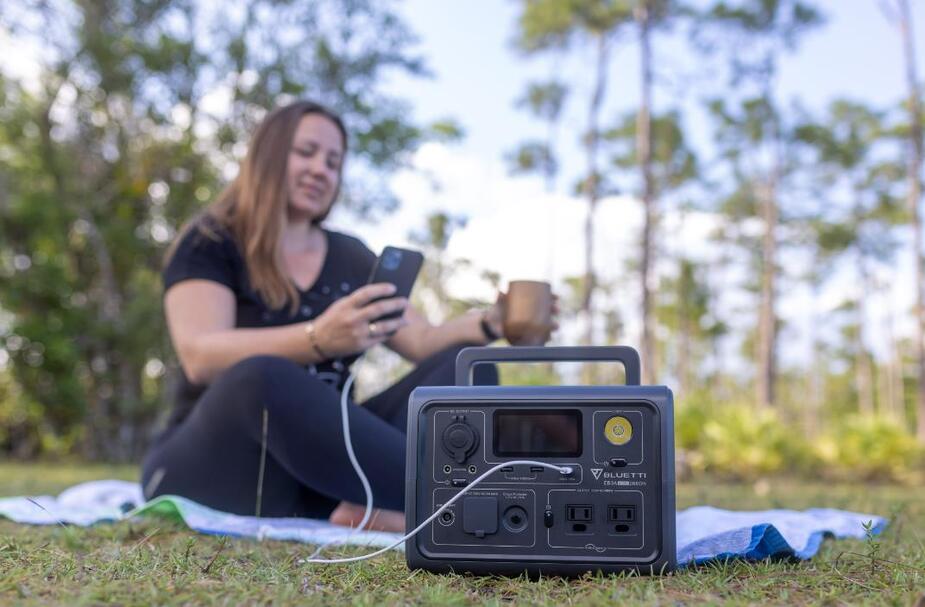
top-left (604, 415), bottom-right (633, 446)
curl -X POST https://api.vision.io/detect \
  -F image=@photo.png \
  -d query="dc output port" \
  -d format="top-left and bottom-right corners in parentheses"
top-left (439, 510), bottom-right (455, 526)
top-left (443, 465), bottom-right (452, 474)
top-left (467, 464), bottom-right (477, 475)
top-left (502, 506), bottom-right (529, 533)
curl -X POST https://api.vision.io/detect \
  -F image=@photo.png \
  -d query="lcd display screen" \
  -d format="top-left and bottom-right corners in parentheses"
top-left (493, 410), bottom-right (581, 457)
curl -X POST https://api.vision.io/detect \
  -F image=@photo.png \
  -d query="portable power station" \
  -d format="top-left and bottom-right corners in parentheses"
top-left (404, 346), bottom-right (676, 577)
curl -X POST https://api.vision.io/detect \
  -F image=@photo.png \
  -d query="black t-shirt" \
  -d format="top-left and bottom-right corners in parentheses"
top-left (162, 217), bottom-right (377, 429)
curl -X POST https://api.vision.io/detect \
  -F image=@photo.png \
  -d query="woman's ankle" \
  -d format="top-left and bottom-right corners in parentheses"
top-left (328, 501), bottom-right (405, 533)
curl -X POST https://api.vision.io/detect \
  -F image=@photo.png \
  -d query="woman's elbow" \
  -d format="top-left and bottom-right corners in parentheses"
top-left (176, 341), bottom-right (214, 385)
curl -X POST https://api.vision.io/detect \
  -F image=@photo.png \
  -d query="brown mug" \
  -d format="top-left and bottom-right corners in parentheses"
top-left (501, 280), bottom-right (555, 346)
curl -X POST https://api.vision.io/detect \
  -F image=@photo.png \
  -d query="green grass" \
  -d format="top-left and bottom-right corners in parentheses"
top-left (0, 463), bottom-right (923, 606)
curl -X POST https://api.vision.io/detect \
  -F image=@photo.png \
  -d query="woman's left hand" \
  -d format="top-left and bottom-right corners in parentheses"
top-left (482, 291), bottom-right (561, 343)
top-left (483, 292), bottom-right (505, 340)
top-left (550, 293), bottom-right (560, 331)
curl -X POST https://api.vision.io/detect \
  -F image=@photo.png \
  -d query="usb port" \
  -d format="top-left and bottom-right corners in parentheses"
top-left (566, 505), bottom-right (593, 522)
top-left (529, 466), bottom-right (544, 473)
top-left (608, 505), bottom-right (635, 522)
top-left (501, 466), bottom-right (514, 473)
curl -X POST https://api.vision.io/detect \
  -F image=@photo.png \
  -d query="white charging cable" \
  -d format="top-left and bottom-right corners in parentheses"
top-left (304, 458), bottom-right (573, 564)
top-left (302, 371), bottom-right (374, 560)
top-left (303, 367), bottom-right (573, 564)
top-left (304, 369), bottom-right (573, 563)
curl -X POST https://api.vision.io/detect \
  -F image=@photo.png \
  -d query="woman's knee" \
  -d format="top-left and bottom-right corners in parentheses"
top-left (203, 355), bottom-right (340, 426)
top-left (222, 355), bottom-right (303, 386)
top-left (212, 355), bottom-right (321, 412)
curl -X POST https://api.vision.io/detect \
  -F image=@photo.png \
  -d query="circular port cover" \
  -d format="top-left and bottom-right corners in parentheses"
top-left (442, 420), bottom-right (479, 463)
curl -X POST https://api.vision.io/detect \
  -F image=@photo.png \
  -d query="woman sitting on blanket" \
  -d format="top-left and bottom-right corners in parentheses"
top-left (141, 100), bottom-right (555, 532)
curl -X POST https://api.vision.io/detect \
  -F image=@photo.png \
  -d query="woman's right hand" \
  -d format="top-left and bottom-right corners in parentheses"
top-left (311, 283), bottom-right (409, 358)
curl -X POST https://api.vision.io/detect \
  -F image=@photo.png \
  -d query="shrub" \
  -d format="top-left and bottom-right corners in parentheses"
top-left (813, 415), bottom-right (924, 483)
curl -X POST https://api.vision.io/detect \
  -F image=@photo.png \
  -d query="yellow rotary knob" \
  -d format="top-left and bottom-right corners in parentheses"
top-left (604, 415), bottom-right (633, 446)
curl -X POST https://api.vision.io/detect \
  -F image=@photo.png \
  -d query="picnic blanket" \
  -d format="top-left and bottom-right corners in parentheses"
top-left (0, 480), bottom-right (887, 567)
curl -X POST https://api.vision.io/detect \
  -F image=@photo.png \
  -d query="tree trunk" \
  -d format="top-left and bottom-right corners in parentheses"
top-left (896, 335), bottom-right (908, 426)
top-left (898, 0), bottom-right (925, 441)
top-left (678, 312), bottom-right (691, 396)
top-left (756, 177), bottom-right (778, 408)
top-left (855, 334), bottom-right (874, 416)
top-left (709, 247), bottom-right (732, 399)
top-left (581, 34), bottom-right (610, 358)
top-left (543, 62), bottom-right (563, 282)
top-left (756, 72), bottom-right (782, 409)
top-left (806, 282), bottom-right (822, 437)
top-left (636, 1), bottom-right (657, 383)
top-left (855, 250), bottom-right (875, 415)
top-left (885, 309), bottom-right (905, 423)
top-left (878, 325), bottom-right (894, 420)
top-left (117, 359), bottom-right (143, 460)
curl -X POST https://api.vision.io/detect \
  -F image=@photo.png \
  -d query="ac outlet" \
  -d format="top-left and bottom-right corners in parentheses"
top-left (608, 505), bottom-right (636, 522)
top-left (566, 505), bottom-right (593, 522)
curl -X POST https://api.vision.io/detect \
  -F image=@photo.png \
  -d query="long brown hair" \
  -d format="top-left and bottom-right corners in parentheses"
top-left (169, 101), bottom-right (348, 314)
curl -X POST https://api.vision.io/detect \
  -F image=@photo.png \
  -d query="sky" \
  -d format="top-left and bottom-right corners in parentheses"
top-left (376, 1), bottom-right (916, 172)
top-left (324, 0), bottom-right (925, 373)
top-left (2, 1), bottom-right (923, 377)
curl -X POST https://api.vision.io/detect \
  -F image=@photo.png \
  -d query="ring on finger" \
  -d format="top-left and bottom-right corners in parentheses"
top-left (368, 321), bottom-right (379, 337)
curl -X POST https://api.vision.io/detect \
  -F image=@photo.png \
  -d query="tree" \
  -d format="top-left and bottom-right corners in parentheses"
top-left (700, 0), bottom-right (823, 407)
top-left (408, 211), bottom-right (471, 321)
top-left (507, 79), bottom-right (569, 283)
top-left (507, 80), bottom-right (569, 192)
top-left (630, 0), bottom-right (691, 384)
top-left (0, 0), bottom-right (431, 459)
top-left (655, 258), bottom-right (714, 394)
top-left (0, 1), bottom-right (218, 459)
top-left (707, 95), bottom-right (788, 408)
top-left (879, 0), bottom-right (925, 441)
top-left (605, 108), bottom-right (699, 382)
top-left (795, 100), bottom-right (904, 415)
top-left (512, 0), bottom-right (633, 349)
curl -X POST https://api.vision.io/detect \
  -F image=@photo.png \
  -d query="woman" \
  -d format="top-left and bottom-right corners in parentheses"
top-left (141, 100), bottom-right (513, 532)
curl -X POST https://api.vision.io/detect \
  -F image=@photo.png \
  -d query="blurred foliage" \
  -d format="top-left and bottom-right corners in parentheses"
top-left (506, 79), bottom-right (568, 188)
top-left (606, 110), bottom-right (699, 197)
top-left (513, 0), bottom-right (633, 52)
top-left (812, 415), bottom-right (924, 483)
top-left (0, 0), bottom-right (922, 484)
top-left (676, 398), bottom-right (924, 483)
top-left (677, 399), bottom-right (814, 479)
top-left (0, 0), bottom-right (431, 460)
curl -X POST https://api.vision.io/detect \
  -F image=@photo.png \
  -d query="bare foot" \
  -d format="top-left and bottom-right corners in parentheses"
top-left (328, 501), bottom-right (405, 533)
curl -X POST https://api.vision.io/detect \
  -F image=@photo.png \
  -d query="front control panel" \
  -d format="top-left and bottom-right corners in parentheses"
top-left (405, 385), bottom-right (675, 577)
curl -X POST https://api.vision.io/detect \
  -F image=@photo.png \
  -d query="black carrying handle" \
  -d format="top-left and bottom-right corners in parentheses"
top-left (455, 346), bottom-right (641, 387)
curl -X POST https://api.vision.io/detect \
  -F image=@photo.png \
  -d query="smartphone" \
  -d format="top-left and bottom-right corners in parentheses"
top-left (367, 246), bottom-right (424, 322)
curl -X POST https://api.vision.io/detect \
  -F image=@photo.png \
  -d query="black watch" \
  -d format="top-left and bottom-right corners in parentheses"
top-left (479, 313), bottom-right (501, 342)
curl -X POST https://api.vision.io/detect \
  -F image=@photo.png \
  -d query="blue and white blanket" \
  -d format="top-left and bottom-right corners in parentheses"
top-left (0, 480), bottom-right (886, 567)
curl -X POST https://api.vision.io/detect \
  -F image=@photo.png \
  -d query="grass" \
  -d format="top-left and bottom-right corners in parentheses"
top-left (0, 462), bottom-right (923, 606)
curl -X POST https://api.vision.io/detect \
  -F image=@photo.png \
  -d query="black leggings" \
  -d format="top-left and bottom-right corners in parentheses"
top-left (141, 344), bottom-right (497, 518)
